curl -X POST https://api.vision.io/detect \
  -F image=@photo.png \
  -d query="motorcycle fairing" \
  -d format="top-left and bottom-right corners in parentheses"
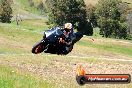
top-left (44, 27), bottom-right (64, 43)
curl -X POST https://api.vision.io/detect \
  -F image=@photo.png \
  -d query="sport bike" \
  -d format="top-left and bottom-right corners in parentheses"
top-left (32, 27), bottom-right (83, 55)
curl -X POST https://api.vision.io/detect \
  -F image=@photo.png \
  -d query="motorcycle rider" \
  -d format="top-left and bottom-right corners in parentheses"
top-left (59, 23), bottom-right (75, 54)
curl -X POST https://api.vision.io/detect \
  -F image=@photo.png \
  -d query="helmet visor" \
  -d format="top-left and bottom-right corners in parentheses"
top-left (64, 28), bottom-right (70, 32)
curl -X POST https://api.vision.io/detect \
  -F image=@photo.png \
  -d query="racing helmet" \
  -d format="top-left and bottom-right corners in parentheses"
top-left (64, 23), bottom-right (72, 32)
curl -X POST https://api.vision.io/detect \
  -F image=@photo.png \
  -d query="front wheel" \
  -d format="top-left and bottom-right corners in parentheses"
top-left (32, 40), bottom-right (45, 54)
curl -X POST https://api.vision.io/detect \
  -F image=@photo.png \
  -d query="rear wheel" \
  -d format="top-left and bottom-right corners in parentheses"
top-left (32, 41), bottom-right (45, 54)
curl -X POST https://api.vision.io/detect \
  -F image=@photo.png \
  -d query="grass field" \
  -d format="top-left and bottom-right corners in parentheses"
top-left (0, 0), bottom-right (132, 87)
top-left (13, 0), bottom-right (41, 15)
top-left (0, 19), bottom-right (132, 87)
top-left (0, 65), bottom-right (52, 88)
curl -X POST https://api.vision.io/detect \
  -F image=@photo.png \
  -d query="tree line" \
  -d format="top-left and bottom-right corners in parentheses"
top-left (0, 0), bottom-right (131, 40)
top-left (46, 0), bottom-right (132, 39)
top-left (0, 0), bottom-right (12, 23)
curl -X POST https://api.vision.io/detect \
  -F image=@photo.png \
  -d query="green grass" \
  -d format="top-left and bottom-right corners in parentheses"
top-left (78, 40), bottom-right (132, 57)
top-left (1, 21), bottom-right (132, 56)
top-left (0, 19), bottom-right (49, 54)
top-left (0, 24), bottom-right (41, 44)
top-left (0, 0), bottom-right (131, 88)
top-left (0, 44), bottom-right (29, 54)
top-left (0, 65), bottom-right (52, 88)
top-left (0, 22), bottom-right (42, 54)
top-left (15, 0), bottom-right (41, 15)
top-left (11, 19), bottom-right (49, 32)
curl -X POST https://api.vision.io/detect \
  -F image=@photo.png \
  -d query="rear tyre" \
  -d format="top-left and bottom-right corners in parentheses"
top-left (32, 41), bottom-right (45, 54)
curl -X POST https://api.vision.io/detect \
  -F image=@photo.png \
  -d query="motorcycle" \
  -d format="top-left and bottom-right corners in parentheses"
top-left (32, 27), bottom-right (83, 55)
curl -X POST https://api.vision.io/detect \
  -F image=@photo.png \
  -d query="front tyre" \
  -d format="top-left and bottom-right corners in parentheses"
top-left (32, 41), bottom-right (45, 54)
